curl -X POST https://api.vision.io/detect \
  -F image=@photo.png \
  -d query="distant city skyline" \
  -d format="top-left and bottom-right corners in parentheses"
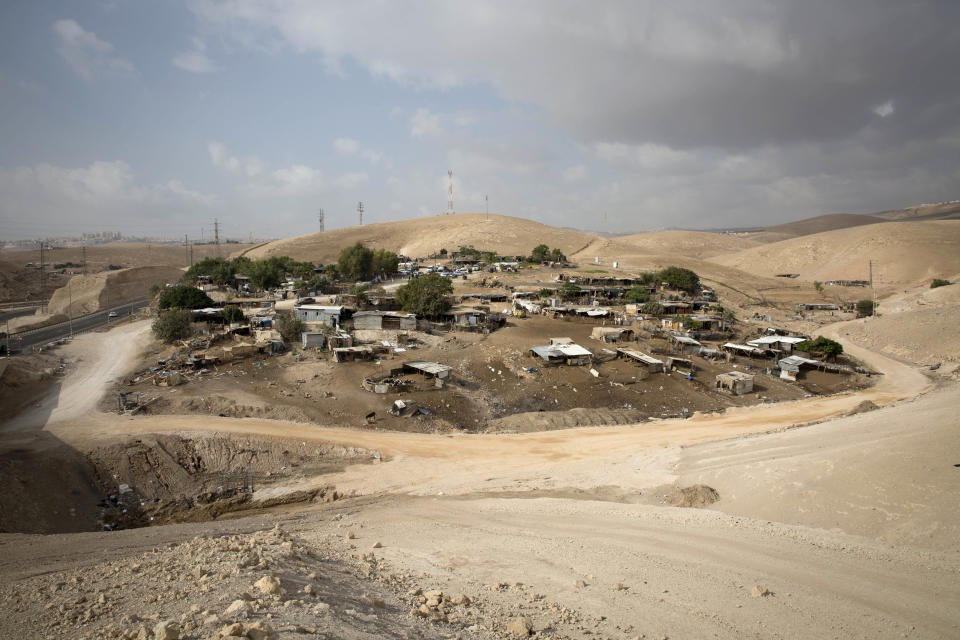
top-left (1, 1), bottom-right (958, 240)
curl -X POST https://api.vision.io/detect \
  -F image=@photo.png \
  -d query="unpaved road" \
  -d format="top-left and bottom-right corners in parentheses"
top-left (1, 321), bottom-right (152, 432)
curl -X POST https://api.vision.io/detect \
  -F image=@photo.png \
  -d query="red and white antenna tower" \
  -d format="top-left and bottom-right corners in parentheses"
top-left (447, 169), bottom-right (454, 215)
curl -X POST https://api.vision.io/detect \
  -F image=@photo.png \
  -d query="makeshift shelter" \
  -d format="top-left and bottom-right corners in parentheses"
top-left (778, 355), bottom-right (845, 381)
top-left (616, 348), bottom-right (664, 373)
top-left (402, 361), bottom-right (453, 380)
top-left (351, 311), bottom-right (416, 330)
top-left (333, 345), bottom-right (375, 362)
top-left (301, 331), bottom-right (325, 349)
top-left (668, 333), bottom-right (702, 355)
top-left (530, 343), bottom-right (593, 366)
top-left (390, 399), bottom-right (420, 417)
top-left (721, 342), bottom-right (767, 357)
top-left (294, 304), bottom-right (347, 328)
top-left (716, 371), bottom-right (754, 395)
top-left (746, 335), bottom-right (806, 353)
top-left (591, 327), bottom-right (634, 343)
top-left (665, 356), bottom-right (694, 372)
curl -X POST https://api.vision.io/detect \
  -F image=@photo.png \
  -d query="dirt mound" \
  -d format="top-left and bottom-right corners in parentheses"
top-left (242, 213), bottom-right (596, 263)
top-left (666, 484), bottom-right (720, 508)
top-left (847, 400), bottom-right (879, 416)
top-left (710, 220), bottom-right (960, 285)
top-left (47, 265), bottom-right (182, 316)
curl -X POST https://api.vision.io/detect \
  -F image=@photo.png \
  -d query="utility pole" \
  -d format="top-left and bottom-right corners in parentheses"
top-left (357, 202), bottom-right (364, 226)
top-left (485, 195), bottom-right (489, 216)
top-left (870, 260), bottom-right (879, 317)
top-left (38, 242), bottom-right (45, 310)
top-left (184, 234), bottom-right (189, 267)
top-left (68, 281), bottom-right (73, 337)
top-left (214, 219), bottom-right (220, 257)
top-left (318, 208), bottom-right (325, 233)
top-left (81, 245), bottom-right (87, 275)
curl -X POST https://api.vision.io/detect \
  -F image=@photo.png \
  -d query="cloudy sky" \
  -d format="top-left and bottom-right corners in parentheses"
top-left (1, 1), bottom-right (958, 240)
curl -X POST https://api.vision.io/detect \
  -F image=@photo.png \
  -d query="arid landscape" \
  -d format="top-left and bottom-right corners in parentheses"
top-left (1, 207), bottom-right (958, 640)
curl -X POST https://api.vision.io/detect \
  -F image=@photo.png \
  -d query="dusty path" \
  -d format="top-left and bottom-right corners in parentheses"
top-left (1, 321), bottom-right (152, 432)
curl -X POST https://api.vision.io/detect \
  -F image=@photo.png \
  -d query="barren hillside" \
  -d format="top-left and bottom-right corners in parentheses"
top-left (243, 214), bottom-right (597, 262)
top-left (613, 229), bottom-right (760, 258)
top-left (46, 266), bottom-right (183, 316)
top-left (873, 200), bottom-right (960, 221)
top-left (744, 213), bottom-right (888, 243)
top-left (709, 220), bottom-right (960, 285)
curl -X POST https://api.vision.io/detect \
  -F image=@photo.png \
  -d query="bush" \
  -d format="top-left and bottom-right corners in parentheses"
top-left (640, 301), bottom-right (665, 316)
top-left (276, 314), bottom-right (304, 344)
top-left (856, 299), bottom-right (877, 316)
top-left (396, 273), bottom-right (453, 317)
top-left (529, 245), bottom-right (566, 263)
top-left (624, 285), bottom-right (650, 304)
top-left (152, 310), bottom-right (192, 342)
top-left (538, 288), bottom-right (553, 299)
top-left (657, 266), bottom-right (700, 293)
top-left (796, 336), bottom-right (843, 358)
top-left (222, 305), bottom-right (244, 324)
top-left (931, 278), bottom-right (951, 289)
top-left (157, 286), bottom-right (214, 310)
top-left (814, 281), bottom-right (824, 293)
top-left (558, 281), bottom-right (581, 300)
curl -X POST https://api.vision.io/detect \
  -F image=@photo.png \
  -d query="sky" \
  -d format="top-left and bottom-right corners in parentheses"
top-left (1, 0), bottom-right (958, 241)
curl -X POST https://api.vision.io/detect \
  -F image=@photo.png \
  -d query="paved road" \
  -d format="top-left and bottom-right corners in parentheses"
top-left (5, 299), bottom-right (148, 352)
top-left (0, 306), bottom-right (39, 323)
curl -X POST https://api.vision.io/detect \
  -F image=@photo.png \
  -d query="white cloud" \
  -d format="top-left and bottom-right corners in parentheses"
top-left (872, 100), bottom-right (894, 118)
top-left (173, 39), bottom-right (217, 73)
top-left (593, 142), bottom-right (697, 171)
top-left (410, 108), bottom-right (443, 138)
top-left (52, 19), bottom-right (134, 79)
top-left (562, 165), bottom-right (589, 183)
top-left (207, 141), bottom-right (263, 177)
top-left (333, 137), bottom-right (385, 166)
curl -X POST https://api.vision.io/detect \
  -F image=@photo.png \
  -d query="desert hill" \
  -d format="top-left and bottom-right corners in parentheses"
top-left (745, 213), bottom-right (888, 243)
top-left (242, 214), bottom-right (596, 263)
top-left (873, 200), bottom-right (960, 221)
top-left (709, 220), bottom-right (960, 285)
top-left (612, 229), bottom-right (760, 258)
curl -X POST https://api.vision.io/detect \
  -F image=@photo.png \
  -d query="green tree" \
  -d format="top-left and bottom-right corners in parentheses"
top-left (185, 257), bottom-right (234, 285)
top-left (152, 309), bottom-right (193, 342)
top-left (931, 278), bottom-right (951, 289)
top-left (338, 243), bottom-right (375, 281)
top-left (538, 288), bottom-right (553, 299)
top-left (559, 281), bottom-right (581, 300)
top-left (624, 285), bottom-right (650, 304)
top-left (350, 284), bottom-right (370, 305)
top-left (640, 301), bottom-right (665, 316)
top-left (482, 251), bottom-right (498, 263)
top-left (530, 244), bottom-right (550, 262)
top-left (247, 259), bottom-right (284, 291)
top-left (371, 249), bottom-right (399, 276)
top-left (439, 248), bottom-right (448, 256)
top-left (157, 286), bottom-right (214, 310)
top-left (276, 313), bottom-right (304, 344)
top-left (657, 266), bottom-right (700, 293)
top-left (396, 273), bottom-right (453, 317)
top-left (549, 247), bottom-right (566, 262)
top-left (306, 275), bottom-right (334, 294)
top-left (856, 299), bottom-right (877, 316)
top-left (814, 281), bottom-right (824, 293)
top-left (222, 305), bottom-right (244, 324)
top-left (797, 336), bottom-right (843, 358)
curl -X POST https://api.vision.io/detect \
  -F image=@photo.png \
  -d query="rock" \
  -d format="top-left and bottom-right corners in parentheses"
top-left (303, 584), bottom-right (316, 596)
top-left (223, 599), bottom-right (251, 617)
top-left (614, 582), bottom-right (626, 591)
top-left (152, 619), bottom-right (180, 640)
top-left (220, 623), bottom-right (245, 637)
top-left (362, 595), bottom-right (386, 609)
top-left (450, 594), bottom-right (471, 606)
top-left (254, 576), bottom-right (284, 596)
top-left (751, 585), bottom-right (771, 597)
top-left (666, 484), bottom-right (720, 508)
top-left (371, 541), bottom-right (382, 549)
top-left (245, 621), bottom-right (277, 640)
top-left (573, 579), bottom-right (587, 588)
top-left (345, 531), bottom-right (356, 540)
top-left (505, 617), bottom-right (534, 637)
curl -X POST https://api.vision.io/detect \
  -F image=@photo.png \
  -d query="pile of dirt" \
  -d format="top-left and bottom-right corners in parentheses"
top-left (46, 265), bottom-right (183, 316)
top-left (666, 484), bottom-right (720, 508)
top-left (847, 400), bottom-right (879, 416)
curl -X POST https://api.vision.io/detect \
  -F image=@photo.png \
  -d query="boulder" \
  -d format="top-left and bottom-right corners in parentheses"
top-left (505, 617), bottom-right (533, 637)
top-left (152, 619), bottom-right (180, 640)
top-left (254, 575), bottom-right (284, 596)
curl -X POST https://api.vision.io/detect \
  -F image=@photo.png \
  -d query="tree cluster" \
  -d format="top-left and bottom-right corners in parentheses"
top-left (856, 299), bottom-right (877, 317)
top-left (930, 278), bottom-right (952, 289)
top-left (157, 286), bottom-right (214, 310)
top-left (396, 273), bottom-right (453, 317)
top-left (152, 309), bottom-right (193, 342)
top-left (529, 244), bottom-right (566, 263)
top-left (185, 255), bottom-right (317, 290)
top-left (657, 266), bottom-right (700, 293)
top-left (796, 336), bottom-right (843, 358)
top-left (337, 243), bottom-right (399, 281)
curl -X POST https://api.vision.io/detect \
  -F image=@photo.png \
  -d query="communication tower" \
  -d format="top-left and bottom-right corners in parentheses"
top-left (447, 170), bottom-right (454, 215)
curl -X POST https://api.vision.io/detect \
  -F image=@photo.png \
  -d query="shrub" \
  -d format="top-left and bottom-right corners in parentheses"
top-left (558, 281), bottom-right (581, 300)
top-left (222, 305), bottom-right (244, 324)
top-left (624, 285), bottom-right (650, 304)
top-left (152, 310), bottom-right (192, 342)
top-left (157, 286), bottom-right (214, 310)
top-left (538, 288), bottom-right (553, 299)
top-left (931, 278), bottom-right (951, 289)
top-left (396, 273), bottom-right (453, 317)
top-left (796, 336), bottom-right (843, 358)
top-left (276, 314), bottom-right (304, 344)
top-left (338, 243), bottom-right (375, 281)
top-left (640, 301), bottom-right (665, 316)
top-left (856, 299), bottom-right (877, 316)
top-left (814, 281), bottom-right (824, 293)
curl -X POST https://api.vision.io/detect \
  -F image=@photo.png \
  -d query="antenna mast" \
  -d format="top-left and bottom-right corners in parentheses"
top-left (357, 201), bottom-right (364, 226)
top-left (447, 170), bottom-right (454, 215)
top-left (318, 208), bottom-right (325, 233)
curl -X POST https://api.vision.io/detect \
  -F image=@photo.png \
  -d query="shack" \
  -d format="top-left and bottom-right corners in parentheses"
top-left (778, 355), bottom-right (845, 381)
top-left (402, 360), bottom-right (453, 380)
top-left (590, 327), bottom-right (634, 343)
top-left (333, 345), bottom-right (375, 363)
top-left (616, 348), bottom-right (664, 373)
top-left (746, 335), bottom-right (807, 353)
top-left (665, 356), bottom-right (694, 372)
top-left (668, 333), bottom-right (702, 355)
top-left (352, 311), bottom-right (416, 331)
top-left (301, 331), bottom-right (326, 349)
top-left (716, 371), bottom-right (754, 395)
top-left (441, 306), bottom-right (488, 330)
top-left (721, 342), bottom-right (767, 357)
top-left (294, 304), bottom-right (349, 328)
top-left (530, 342), bottom-right (593, 366)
